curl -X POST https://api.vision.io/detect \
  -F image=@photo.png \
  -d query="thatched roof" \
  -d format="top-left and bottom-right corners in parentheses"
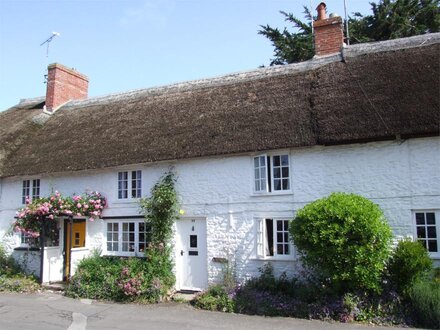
top-left (1, 33), bottom-right (439, 177)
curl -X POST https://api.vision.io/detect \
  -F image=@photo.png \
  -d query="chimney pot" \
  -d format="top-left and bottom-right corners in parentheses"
top-left (316, 2), bottom-right (327, 20)
top-left (45, 63), bottom-right (88, 111)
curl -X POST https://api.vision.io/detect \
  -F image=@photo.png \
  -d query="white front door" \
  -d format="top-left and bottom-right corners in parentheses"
top-left (176, 218), bottom-right (208, 291)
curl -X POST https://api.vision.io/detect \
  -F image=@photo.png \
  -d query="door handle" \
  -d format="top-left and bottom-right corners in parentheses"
top-left (180, 250), bottom-right (184, 256)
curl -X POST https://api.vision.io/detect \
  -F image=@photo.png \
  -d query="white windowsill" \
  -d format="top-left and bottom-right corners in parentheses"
top-left (251, 191), bottom-right (293, 197)
top-left (250, 256), bottom-right (296, 262)
top-left (112, 199), bottom-right (141, 205)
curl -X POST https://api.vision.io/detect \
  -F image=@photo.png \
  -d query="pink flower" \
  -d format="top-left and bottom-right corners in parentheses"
top-left (94, 204), bottom-right (100, 209)
top-left (76, 213), bottom-right (81, 217)
top-left (48, 214), bottom-right (54, 220)
top-left (83, 204), bottom-right (89, 209)
top-left (88, 217), bottom-right (94, 222)
top-left (77, 203), bottom-right (82, 208)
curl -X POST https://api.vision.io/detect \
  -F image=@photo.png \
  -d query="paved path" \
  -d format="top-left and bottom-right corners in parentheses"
top-left (0, 292), bottom-right (408, 330)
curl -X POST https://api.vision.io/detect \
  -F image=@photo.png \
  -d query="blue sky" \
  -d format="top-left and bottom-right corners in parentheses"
top-left (0, 0), bottom-right (372, 110)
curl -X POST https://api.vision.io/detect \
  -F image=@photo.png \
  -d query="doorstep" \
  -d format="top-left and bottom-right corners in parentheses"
top-left (42, 282), bottom-right (66, 292)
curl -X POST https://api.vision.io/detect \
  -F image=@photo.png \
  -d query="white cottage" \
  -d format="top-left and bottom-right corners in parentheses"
top-left (0, 9), bottom-right (439, 290)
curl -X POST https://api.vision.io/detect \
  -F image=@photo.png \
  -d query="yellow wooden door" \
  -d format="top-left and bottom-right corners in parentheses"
top-left (64, 220), bottom-right (86, 280)
top-left (72, 221), bottom-right (86, 248)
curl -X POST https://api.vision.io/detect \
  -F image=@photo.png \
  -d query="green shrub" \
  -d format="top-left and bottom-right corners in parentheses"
top-left (290, 193), bottom-right (393, 293)
top-left (0, 244), bottom-right (22, 276)
top-left (66, 252), bottom-right (174, 302)
top-left (409, 279), bottom-right (440, 329)
top-left (0, 274), bottom-right (40, 293)
top-left (193, 285), bottom-right (235, 312)
top-left (388, 239), bottom-right (433, 296)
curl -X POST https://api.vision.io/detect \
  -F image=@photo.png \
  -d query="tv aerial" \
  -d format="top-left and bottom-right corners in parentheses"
top-left (40, 32), bottom-right (60, 58)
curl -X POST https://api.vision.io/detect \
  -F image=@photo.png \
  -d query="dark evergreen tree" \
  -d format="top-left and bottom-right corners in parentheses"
top-left (261, 0), bottom-right (440, 65)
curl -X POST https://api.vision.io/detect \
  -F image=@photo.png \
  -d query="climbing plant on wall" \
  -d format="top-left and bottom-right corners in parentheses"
top-left (139, 171), bottom-right (179, 292)
top-left (14, 191), bottom-right (107, 242)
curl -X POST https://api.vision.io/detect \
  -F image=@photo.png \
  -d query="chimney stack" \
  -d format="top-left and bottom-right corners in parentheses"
top-left (45, 63), bottom-right (88, 111)
top-left (313, 2), bottom-right (344, 57)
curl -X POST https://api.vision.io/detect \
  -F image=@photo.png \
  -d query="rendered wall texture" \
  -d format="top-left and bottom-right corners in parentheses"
top-left (1, 137), bottom-right (439, 283)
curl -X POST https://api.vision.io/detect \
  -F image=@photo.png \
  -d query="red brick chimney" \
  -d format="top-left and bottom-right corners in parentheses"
top-left (45, 63), bottom-right (88, 111)
top-left (313, 2), bottom-right (344, 57)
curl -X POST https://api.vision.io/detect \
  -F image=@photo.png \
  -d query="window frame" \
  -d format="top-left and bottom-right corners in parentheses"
top-left (22, 179), bottom-right (40, 204)
top-left (252, 153), bottom-right (291, 195)
top-left (117, 170), bottom-right (142, 200)
top-left (255, 217), bottom-right (294, 260)
top-left (105, 219), bottom-right (151, 257)
top-left (413, 210), bottom-right (440, 259)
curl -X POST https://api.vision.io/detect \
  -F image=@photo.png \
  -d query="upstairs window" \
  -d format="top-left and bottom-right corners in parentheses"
top-left (22, 179), bottom-right (40, 204)
top-left (118, 171), bottom-right (142, 199)
top-left (414, 211), bottom-right (439, 257)
top-left (256, 218), bottom-right (293, 259)
top-left (254, 154), bottom-right (290, 193)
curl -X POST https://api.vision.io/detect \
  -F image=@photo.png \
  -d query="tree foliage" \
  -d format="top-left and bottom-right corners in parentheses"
top-left (260, 0), bottom-right (440, 65)
top-left (290, 193), bottom-right (393, 294)
top-left (259, 6), bottom-right (314, 65)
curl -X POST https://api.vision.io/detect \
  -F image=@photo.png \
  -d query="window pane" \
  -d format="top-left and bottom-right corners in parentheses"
top-left (415, 213), bottom-right (425, 225)
top-left (113, 233), bottom-right (118, 241)
top-left (273, 168), bottom-right (281, 179)
top-left (123, 223), bottom-right (128, 231)
top-left (254, 169), bottom-right (260, 180)
top-left (282, 167), bottom-right (289, 178)
top-left (261, 179), bottom-right (266, 190)
top-left (255, 181), bottom-right (260, 192)
top-left (281, 155), bottom-right (289, 166)
top-left (284, 244), bottom-right (289, 255)
top-left (417, 227), bottom-right (426, 238)
top-left (284, 232), bottom-right (289, 242)
top-left (426, 213), bottom-right (436, 225)
top-left (122, 243), bottom-right (128, 251)
top-left (277, 244), bottom-right (283, 255)
top-left (254, 157), bottom-right (259, 167)
top-left (107, 223), bottom-right (112, 231)
top-left (282, 179), bottom-right (289, 190)
top-left (277, 232), bottom-right (283, 242)
top-left (107, 243), bottom-right (112, 251)
top-left (428, 240), bottom-right (438, 252)
top-left (273, 156), bottom-right (280, 166)
top-left (277, 221), bottom-right (282, 231)
top-left (427, 226), bottom-right (437, 238)
top-left (274, 179), bottom-right (281, 191)
top-left (260, 156), bottom-right (265, 167)
top-left (107, 233), bottom-right (112, 241)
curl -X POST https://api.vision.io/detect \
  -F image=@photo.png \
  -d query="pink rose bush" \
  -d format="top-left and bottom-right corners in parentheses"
top-left (14, 191), bottom-right (107, 236)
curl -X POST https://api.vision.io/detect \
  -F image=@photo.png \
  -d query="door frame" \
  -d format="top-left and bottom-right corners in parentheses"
top-left (63, 218), bottom-right (86, 281)
top-left (175, 217), bottom-right (208, 291)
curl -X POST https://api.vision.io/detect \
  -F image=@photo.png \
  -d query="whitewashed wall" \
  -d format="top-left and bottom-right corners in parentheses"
top-left (0, 136), bottom-right (439, 283)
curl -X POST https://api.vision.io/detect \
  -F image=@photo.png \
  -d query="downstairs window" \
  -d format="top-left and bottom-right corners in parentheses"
top-left (106, 220), bottom-right (151, 256)
top-left (256, 218), bottom-right (293, 259)
top-left (414, 210), bottom-right (439, 258)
